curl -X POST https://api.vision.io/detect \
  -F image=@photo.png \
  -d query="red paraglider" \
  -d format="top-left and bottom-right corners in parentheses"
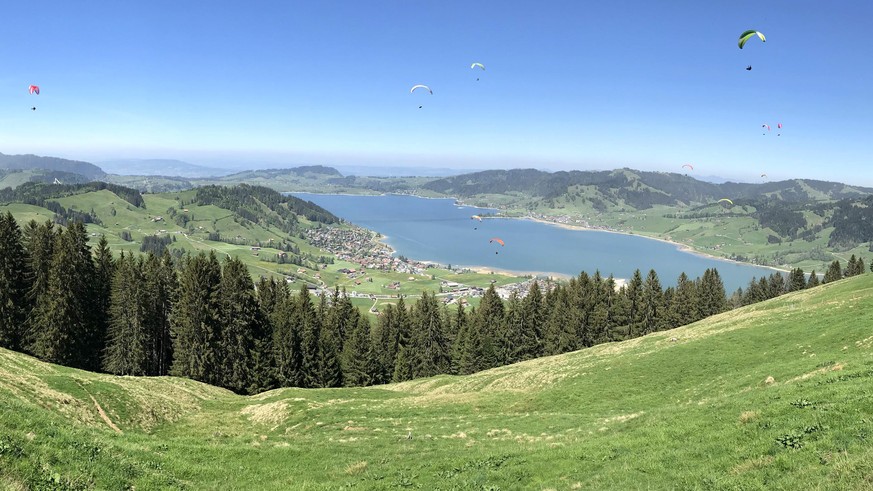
top-left (28, 85), bottom-right (39, 95)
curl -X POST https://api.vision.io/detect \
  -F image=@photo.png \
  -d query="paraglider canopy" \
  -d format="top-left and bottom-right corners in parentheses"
top-left (738, 30), bottom-right (766, 49)
top-left (471, 215), bottom-right (483, 221)
top-left (410, 84), bottom-right (433, 95)
top-left (489, 238), bottom-right (505, 246)
top-left (682, 164), bottom-right (694, 171)
top-left (470, 62), bottom-right (485, 70)
top-left (28, 85), bottom-right (39, 95)
top-left (717, 198), bottom-right (734, 206)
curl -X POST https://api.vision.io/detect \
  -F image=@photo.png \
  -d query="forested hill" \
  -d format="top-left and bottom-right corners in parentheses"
top-left (421, 168), bottom-right (873, 209)
top-left (193, 184), bottom-right (340, 231)
top-left (0, 181), bottom-right (144, 208)
top-left (0, 152), bottom-right (106, 180)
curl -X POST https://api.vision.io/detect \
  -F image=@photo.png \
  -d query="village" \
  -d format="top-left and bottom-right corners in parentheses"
top-left (304, 224), bottom-right (549, 305)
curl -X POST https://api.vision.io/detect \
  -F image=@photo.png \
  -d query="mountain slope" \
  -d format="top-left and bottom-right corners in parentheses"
top-left (97, 159), bottom-right (236, 178)
top-left (0, 152), bottom-right (106, 180)
top-left (2, 274), bottom-right (872, 489)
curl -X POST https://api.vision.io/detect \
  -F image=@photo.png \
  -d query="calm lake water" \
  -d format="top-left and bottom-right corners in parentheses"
top-left (294, 193), bottom-right (778, 292)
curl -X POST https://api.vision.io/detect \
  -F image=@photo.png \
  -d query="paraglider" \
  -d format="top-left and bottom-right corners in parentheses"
top-left (28, 85), bottom-right (40, 95)
top-left (738, 30), bottom-right (766, 49)
top-left (681, 164), bottom-right (694, 171)
top-left (489, 237), bottom-right (504, 254)
top-left (717, 198), bottom-right (734, 206)
top-left (471, 62), bottom-right (485, 81)
top-left (471, 215), bottom-right (482, 221)
top-left (410, 84), bottom-right (432, 109)
top-left (31, 107), bottom-right (36, 111)
top-left (777, 123), bottom-right (783, 136)
top-left (762, 124), bottom-right (770, 135)
top-left (746, 65), bottom-right (752, 71)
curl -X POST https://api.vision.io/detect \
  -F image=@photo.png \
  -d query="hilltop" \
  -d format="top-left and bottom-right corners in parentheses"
top-left (2, 274), bottom-right (872, 489)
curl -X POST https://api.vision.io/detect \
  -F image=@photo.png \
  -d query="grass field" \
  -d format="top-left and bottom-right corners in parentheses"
top-left (2, 274), bottom-right (872, 489)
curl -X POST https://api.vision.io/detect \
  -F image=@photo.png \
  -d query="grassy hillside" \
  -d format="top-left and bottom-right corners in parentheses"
top-left (3, 274), bottom-right (872, 489)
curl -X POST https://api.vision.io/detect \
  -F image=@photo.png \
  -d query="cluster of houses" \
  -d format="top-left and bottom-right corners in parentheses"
top-left (304, 226), bottom-right (435, 276)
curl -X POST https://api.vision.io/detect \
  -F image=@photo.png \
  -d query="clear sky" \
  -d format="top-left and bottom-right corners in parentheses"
top-left (1, 1), bottom-right (871, 183)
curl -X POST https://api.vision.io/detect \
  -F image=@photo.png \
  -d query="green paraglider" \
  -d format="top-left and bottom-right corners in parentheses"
top-left (738, 30), bottom-right (766, 49)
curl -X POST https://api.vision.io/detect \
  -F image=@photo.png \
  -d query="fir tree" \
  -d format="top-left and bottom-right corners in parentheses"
top-left (91, 235), bottom-right (115, 371)
top-left (475, 285), bottom-right (504, 369)
top-left (625, 269), bottom-right (644, 338)
top-left (409, 291), bottom-right (449, 378)
top-left (103, 254), bottom-right (149, 375)
top-left (219, 257), bottom-right (263, 393)
top-left (667, 272), bottom-right (699, 328)
top-left (0, 212), bottom-right (30, 350)
top-left (301, 293), bottom-right (326, 387)
top-left (788, 268), bottom-right (807, 292)
top-left (32, 222), bottom-right (96, 368)
top-left (143, 251), bottom-right (177, 376)
top-left (824, 260), bottom-right (842, 283)
top-left (502, 292), bottom-right (526, 364)
top-left (640, 269), bottom-right (665, 335)
top-left (767, 272), bottom-right (786, 298)
top-left (373, 303), bottom-right (398, 383)
top-left (543, 287), bottom-right (576, 355)
top-left (845, 255), bottom-right (858, 277)
top-left (518, 281), bottom-right (545, 360)
top-left (807, 270), bottom-right (820, 288)
top-left (342, 314), bottom-right (373, 386)
top-left (170, 252), bottom-right (222, 385)
top-left (698, 269), bottom-right (727, 318)
top-left (449, 302), bottom-right (467, 374)
top-left (23, 220), bottom-right (56, 351)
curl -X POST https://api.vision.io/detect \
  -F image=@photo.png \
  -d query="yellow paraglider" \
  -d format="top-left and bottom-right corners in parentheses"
top-left (717, 198), bottom-right (734, 206)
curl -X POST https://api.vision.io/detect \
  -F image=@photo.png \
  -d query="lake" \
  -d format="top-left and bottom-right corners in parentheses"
top-left (294, 193), bottom-right (779, 292)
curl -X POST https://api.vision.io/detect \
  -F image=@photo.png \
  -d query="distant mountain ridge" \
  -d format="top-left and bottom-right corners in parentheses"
top-left (421, 168), bottom-right (873, 209)
top-left (0, 152), bottom-right (106, 180)
top-left (97, 159), bottom-right (236, 178)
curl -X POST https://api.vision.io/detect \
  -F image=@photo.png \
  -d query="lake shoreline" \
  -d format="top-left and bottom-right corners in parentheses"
top-left (521, 216), bottom-right (792, 276)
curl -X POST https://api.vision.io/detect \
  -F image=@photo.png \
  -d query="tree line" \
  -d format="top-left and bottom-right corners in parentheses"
top-left (0, 212), bottom-right (869, 395)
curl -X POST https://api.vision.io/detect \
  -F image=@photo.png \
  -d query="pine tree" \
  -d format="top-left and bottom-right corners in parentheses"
top-left (32, 222), bottom-right (97, 368)
top-left (667, 272), bottom-right (699, 328)
top-left (640, 269), bottom-right (665, 335)
top-left (845, 255), bottom-right (857, 277)
top-left (857, 257), bottom-right (866, 275)
top-left (518, 281), bottom-right (545, 360)
top-left (788, 268), bottom-right (807, 292)
top-left (698, 269), bottom-right (727, 318)
top-left (625, 269), bottom-right (644, 338)
top-left (23, 220), bottom-right (56, 351)
top-left (502, 292), bottom-right (525, 364)
top-left (342, 314), bottom-right (373, 386)
top-left (767, 272), bottom-right (786, 298)
top-left (142, 251), bottom-right (177, 376)
top-left (457, 306), bottom-right (485, 375)
top-left (170, 252), bottom-right (222, 385)
top-left (409, 291), bottom-right (449, 378)
top-left (91, 235), bottom-right (115, 371)
top-left (301, 292), bottom-right (326, 387)
top-left (807, 270), bottom-right (820, 288)
top-left (0, 212), bottom-right (30, 350)
top-left (219, 256), bottom-right (262, 393)
top-left (373, 303), bottom-right (398, 383)
top-left (475, 285), bottom-right (504, 369)
top-left (317, 322), bottom-right (343, 387)
top-left (824, 260), bottom-right (842, 283)
top-left (392, 344), bottom-right (413, 381)
top-left (543, 287), bottom-right (576, 355)
top-left (103, 254), bottom-right (150, 375)
top-left (449, 302), bottom-right (467, 374)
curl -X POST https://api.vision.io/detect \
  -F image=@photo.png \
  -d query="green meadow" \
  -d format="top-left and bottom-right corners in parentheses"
top-left (2, 274), bottom-right (872, 489)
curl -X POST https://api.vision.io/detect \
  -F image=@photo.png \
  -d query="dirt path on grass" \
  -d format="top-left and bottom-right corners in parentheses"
top-left (75, 381), bottom-right (123, 434)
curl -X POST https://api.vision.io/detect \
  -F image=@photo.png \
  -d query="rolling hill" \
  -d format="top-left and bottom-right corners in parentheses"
top-left (0, 152), bottom-right (106, 181)
top-left (2, 274), bottom-right (872, 489)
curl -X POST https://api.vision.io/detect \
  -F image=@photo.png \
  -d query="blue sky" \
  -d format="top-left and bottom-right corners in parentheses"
top-left (1, 1), bottom-right (871, 183)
